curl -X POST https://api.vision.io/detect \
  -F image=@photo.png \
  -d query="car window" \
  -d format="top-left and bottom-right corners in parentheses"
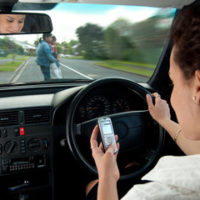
top-left (0, 3), bottom-right (176, 85)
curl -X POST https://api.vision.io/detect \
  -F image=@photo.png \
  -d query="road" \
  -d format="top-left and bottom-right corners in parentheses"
top-left (5, 57), bottom-right (148, 83)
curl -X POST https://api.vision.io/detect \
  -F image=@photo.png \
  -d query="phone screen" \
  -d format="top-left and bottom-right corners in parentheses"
top-left (102, 122), bottom-right (112, 135)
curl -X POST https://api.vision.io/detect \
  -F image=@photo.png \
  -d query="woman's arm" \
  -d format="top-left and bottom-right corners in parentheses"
top-left (158, 118), bottom-right (200, 155)
top-left (98, 154), bottom-right (119, 200)
top-left (43, 42), bottom-right (60, 66)
top-left (90, 125), bottom-right (119, 200)
top-left (146, 93), bottom-right (200, 155)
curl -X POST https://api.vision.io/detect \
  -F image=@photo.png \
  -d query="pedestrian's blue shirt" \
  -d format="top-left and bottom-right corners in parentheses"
top-left (36, 40), bottom-right (59, 67)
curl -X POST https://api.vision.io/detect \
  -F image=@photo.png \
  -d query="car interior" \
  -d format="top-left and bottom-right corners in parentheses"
top-left (0, 0), bottom-right (197, 199)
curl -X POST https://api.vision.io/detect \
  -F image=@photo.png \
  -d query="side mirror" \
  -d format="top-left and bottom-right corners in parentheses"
top-left (0, 13), bottom-right (53, 34)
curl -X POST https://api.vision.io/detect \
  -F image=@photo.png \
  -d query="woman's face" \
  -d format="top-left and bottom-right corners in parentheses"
top-left (169, 46), bottom-right (200, 140)
top-left (45, 36), bottom-right (53, 43)
top-left (0, 14), bottom-right (25, 33)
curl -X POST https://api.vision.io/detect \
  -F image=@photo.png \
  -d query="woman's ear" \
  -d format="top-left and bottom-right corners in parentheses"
top-left (194, 70), bottom-right (200, 104)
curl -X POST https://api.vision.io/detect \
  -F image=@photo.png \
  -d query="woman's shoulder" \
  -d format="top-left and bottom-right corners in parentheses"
top-left (155, 154), bottom-right (200, 165)
top-left (143, 154), bottom-right (200, 178)
top-left (122, 155), bottom-right (200, 200)
top-left (141, 154), bottom-right (200, 192)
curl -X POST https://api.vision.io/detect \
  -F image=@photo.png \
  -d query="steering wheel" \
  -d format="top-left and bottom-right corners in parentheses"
top-left (66, 77), bottom-right (165, 180)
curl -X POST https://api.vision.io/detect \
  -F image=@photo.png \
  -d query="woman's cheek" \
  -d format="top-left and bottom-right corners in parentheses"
top-left (20, 24), bottom-right (24, 31)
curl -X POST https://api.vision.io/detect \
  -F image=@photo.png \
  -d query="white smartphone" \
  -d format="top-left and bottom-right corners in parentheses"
top-left (98, 117), bottom-right (118, 154)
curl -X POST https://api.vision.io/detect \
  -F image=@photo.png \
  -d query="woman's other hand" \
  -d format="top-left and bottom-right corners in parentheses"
top-left (90, 125), bottom-right (120, 182)
top-left (146, 93), bottom-right (171, 126)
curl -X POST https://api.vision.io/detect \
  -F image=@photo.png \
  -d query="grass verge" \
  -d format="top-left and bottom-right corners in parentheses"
top-left (0, 61), bottom-right (23, 72)
top-left (0, 55), bottom-right (29, 72)
top-left (95, 60), bottom-right (156, 77)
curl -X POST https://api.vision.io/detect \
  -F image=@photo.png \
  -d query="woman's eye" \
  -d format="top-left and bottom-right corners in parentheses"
top-left (6, 18), bottom-right (13, 23)
top-left (18, 20), bottom-right (24, 24)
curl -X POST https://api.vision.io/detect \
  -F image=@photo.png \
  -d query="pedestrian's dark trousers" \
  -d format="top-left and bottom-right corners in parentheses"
top-left (40, 65), bottom-right (50, 80)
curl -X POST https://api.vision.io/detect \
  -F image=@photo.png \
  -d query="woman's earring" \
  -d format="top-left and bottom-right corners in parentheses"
top-left (193, 96), bottom-right (198, 104)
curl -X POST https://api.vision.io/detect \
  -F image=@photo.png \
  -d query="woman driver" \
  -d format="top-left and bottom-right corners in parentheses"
top-left (0, 14), bottom-right (25, 33)
top-left (88, 3), bottom-right (200, 200)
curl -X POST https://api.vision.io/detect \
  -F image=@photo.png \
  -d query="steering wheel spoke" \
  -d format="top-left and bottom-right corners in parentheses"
top-left (110, 110), bottom-right (151, 153)
top-left (76, 110), bottom-right (150, 151)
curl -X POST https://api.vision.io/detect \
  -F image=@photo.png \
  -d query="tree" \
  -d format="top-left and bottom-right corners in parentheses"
top-left (76, 23), bottom-right (106, 59)
top-left (104, 19), bottom-right (134, 60)
top-left (0, 37), bottom-right (24, 55)
top-left (60, 41), bottom-right (68, 54)
top-left (67, 40), bottom-right (79, 55)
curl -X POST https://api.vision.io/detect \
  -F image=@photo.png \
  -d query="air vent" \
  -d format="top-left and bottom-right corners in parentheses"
top-left (0, 111), bottom-right (18, 126)
top-left (24, 108), bottom-right (51, 124)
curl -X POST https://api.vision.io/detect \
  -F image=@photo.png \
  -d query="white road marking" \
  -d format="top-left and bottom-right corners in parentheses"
top-left (60, 63), bottom-right (93, 80)
top-left (10, 58), bottom-right (31, 83)
top-left (10, 59), bottom-right (94, 82)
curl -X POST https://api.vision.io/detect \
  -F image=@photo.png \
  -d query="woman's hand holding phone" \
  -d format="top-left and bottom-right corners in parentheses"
top-left (90, 125), bottom-right (120, 182)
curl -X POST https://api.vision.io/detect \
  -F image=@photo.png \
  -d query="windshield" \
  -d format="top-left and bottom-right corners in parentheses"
top-left (0, 3), bottom-right (176, 85)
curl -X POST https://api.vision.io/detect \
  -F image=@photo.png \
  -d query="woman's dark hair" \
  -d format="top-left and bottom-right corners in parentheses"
top-left (171, 4), bottom-right (200, 80)
top-left (42, 33), bottom-right (52, 40)
top-left (52, 36), bottom-right (56, 42)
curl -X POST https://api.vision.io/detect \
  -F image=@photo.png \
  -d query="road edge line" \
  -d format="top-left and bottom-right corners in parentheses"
top-left (9, 58), bottom-right (31, 83)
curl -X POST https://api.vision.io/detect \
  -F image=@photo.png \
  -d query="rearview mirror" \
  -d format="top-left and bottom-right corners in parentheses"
top-left (0, 13), bottom-right (53, 34)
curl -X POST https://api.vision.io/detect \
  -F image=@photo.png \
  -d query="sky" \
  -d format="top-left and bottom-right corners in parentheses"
top-left (11, 2), bottom-right (163, 44)
top-left (48, 3), bottom-right (160, 43)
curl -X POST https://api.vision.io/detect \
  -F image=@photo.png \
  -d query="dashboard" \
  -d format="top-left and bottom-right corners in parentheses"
top-left (75, 87), bottom-right (147, 123)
